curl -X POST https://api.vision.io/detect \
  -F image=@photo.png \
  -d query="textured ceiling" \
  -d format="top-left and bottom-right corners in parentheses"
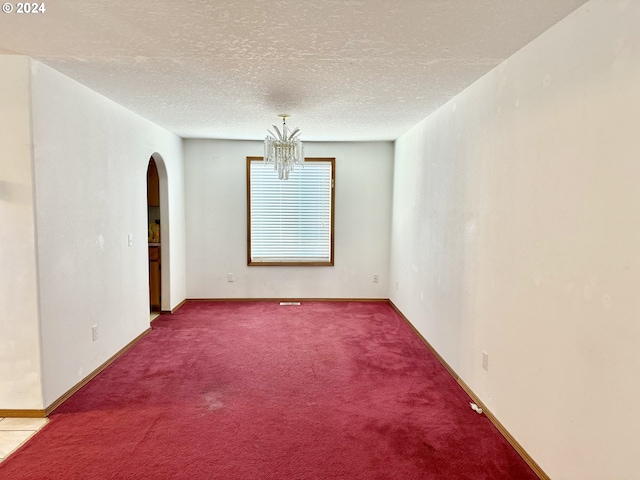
top-left (0, 0), bottom-right (588, 141)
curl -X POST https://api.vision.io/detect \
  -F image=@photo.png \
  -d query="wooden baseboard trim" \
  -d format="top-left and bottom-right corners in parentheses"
top-left (1, 328), bottom-right (151, 418)
top-left (387, 300), bottom-right (549, 480)
top-left (42, 327), bottom-right (152, 417)
top-left (0, 409), bottom-right (47, 418)
top-left (454, 378), bottom-right (549, 480)
top-left (168, 298), bottom-right (187, 314)
top-left (186, 297), bottom-right (389, 303)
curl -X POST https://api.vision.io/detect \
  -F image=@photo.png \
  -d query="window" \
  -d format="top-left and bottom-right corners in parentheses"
top-left (247, 157), bottom-right (335, 266)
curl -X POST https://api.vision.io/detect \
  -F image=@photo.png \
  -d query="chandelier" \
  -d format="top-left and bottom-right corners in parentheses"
top-left (264, 114), bottom-right (304, 180)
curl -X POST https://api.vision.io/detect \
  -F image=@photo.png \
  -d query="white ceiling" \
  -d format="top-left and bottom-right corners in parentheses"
top-left (0, 0), bottom-right (588, 141)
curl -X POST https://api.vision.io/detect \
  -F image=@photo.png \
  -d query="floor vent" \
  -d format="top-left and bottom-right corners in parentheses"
top-left (280, 302), bottom-right (301, 306)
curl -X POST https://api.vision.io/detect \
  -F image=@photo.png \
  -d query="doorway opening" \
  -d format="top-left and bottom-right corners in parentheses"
top-left (147, 157), bottom-right (161, 312)
top-left (146, 154), bottom-right (169, 315)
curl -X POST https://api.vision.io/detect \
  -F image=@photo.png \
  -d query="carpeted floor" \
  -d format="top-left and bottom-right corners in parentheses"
top-left (0, 301), bottom-right (538, 479)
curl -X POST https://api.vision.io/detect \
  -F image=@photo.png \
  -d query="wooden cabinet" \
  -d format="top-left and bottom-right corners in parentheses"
top-left (149, 246), bottom-right (161, 310)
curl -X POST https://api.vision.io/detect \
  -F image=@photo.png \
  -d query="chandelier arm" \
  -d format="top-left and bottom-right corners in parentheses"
top-left (272, 124), bottom-right (283, 140)
top-left (288, 127), bottom-right (300, 140)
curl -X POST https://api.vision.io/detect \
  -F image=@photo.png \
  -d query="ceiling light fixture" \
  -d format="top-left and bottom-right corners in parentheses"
top-left (264, 114), bottom-right (304, 180)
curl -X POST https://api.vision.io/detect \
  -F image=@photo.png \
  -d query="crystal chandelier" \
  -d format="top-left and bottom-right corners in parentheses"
top-left (264, 114), bottom-right (304, 180)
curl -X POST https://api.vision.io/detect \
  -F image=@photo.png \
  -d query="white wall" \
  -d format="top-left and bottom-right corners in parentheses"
top-left (29, 61), bottom-right (186, 407)
top-left (390, 1), bottom-right (640, 478)
top-left (185, 140), bottom-right (392, 299)
top-left (0, 56), bottom-right (44, 410)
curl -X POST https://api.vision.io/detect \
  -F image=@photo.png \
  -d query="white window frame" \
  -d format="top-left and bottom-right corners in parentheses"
top-left (247, 157), bottom-right (335, 266)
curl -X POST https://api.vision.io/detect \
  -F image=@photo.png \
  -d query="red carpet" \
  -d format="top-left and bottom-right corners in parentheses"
top-left (0, 301), bottom-right (538, 479)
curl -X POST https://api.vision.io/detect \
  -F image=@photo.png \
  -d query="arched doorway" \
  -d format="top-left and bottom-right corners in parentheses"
top-left (146, 154), bottom-right (169, 314)
top-left (147, 158), bottom-right (161, 311)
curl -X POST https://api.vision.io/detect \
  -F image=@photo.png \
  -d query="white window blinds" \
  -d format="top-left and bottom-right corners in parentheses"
top-left (248, 158), bottom-right (334, 265)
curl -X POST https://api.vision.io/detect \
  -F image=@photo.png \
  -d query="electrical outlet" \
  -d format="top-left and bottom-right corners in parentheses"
top-left (482, 351), bottom-right (489, 371)
top-left (227, 273), bottom-right (234, 282)
top-left (373, 274), bottom-right (379, 283)
top-left (92, 325), bottom-right (98, 342)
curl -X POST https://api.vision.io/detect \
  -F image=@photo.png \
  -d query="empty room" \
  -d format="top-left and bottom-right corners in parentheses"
top-left (1, 1), bottom-right (639, 478)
